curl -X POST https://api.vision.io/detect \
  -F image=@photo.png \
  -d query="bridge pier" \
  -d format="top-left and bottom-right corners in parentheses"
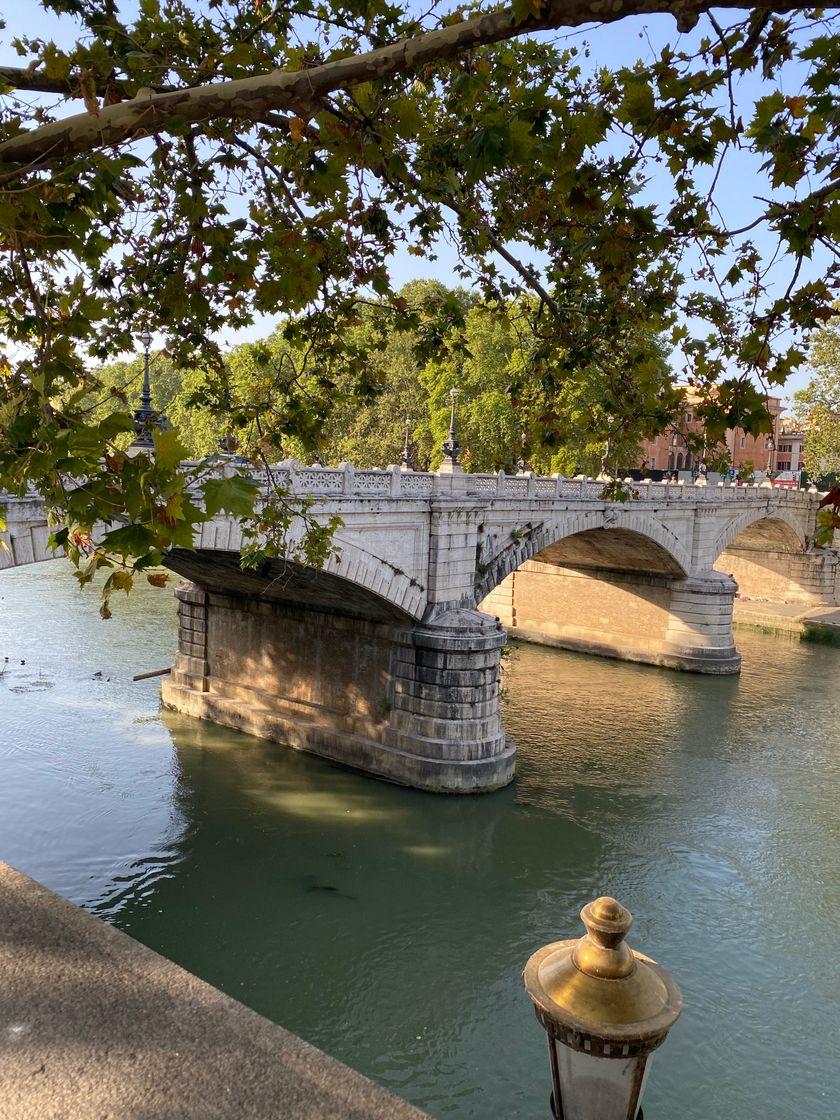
top-left (160, 562), bottom-right (513, 793)
top-left (720, 544), bottom-right (840, 606)
top-left (481, 562), bottom-right (741, 674)
top-left (385, 608), bottom-right (514, 791)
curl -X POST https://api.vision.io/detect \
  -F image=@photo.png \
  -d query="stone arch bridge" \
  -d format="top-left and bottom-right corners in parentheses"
top-left (3, 465), bottom-right (836, 793)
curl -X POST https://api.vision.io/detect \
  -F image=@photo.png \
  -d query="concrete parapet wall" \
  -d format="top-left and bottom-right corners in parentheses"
top-left (0, 860), bottom-right (430, 1120)
top-left (0, 495), bottom-right (57, 570)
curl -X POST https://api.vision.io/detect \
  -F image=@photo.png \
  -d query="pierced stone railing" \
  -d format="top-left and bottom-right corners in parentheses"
top-left (3, 463), bottom-right (818, 516)
top-left (253, 462), bottom-right (817, 505)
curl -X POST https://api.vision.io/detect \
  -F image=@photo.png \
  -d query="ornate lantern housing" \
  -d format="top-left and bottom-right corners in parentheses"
top-left (524, 896), bottom-right (682, 1120)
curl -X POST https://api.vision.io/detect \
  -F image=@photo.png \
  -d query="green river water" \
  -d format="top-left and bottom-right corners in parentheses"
top-left (1, 560), bottom-right (838, 1119)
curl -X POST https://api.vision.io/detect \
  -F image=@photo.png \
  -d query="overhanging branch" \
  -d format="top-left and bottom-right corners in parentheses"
top-left (0, 0), bottom-right (832, 173)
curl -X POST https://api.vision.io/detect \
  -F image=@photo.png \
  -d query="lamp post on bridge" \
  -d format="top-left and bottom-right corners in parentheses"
top-left (517, 429), bottom-right (529, 475)
top-left (439, 386), bottom-right (462, 474)
top-left (129, 330), bottom-right (168, 455)
top-left (524, 895), bottom-right (682, 1120)
top-left (400, 416), bottom-right (414, 471)
top-left (600, 415), bottom-right (615, 480)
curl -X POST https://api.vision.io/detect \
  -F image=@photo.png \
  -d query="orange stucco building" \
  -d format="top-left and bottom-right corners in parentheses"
top-left (639, 393), bottom-right (785, 476)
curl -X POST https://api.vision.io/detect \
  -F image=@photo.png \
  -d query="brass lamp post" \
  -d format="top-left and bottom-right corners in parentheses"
top-left (524, 896), bottom-right (682, 1120)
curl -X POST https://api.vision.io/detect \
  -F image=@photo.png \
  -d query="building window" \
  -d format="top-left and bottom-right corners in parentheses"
top-left (671, 434), bottom-right (678, 446)
top-left (685, 412), bottom-right (692, 423)
top-left (739, 436), bottom-right (745, 448)
top-left (778, 460), bottom-right (791, 470)
top-left (779, 443), bottom-right (792, 453)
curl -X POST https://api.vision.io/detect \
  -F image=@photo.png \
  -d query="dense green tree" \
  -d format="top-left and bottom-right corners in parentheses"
top-left (421, 302), bottom-right (522, 473)
top-left (420, 299), bottom-right (676, 475)
top-left (284, 286), bottom-right (675, 474)
top-left (793, 307), bottom-right (840, 481)
top-left (0, 0), bottom-right (838, 599)
top-left (316, 280), bottom-right (476, 468)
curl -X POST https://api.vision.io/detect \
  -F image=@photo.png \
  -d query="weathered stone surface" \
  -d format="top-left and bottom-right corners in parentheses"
top-left (162, 590), bottom-right (515, 792)
top-left (480, 564), bottom-right (742, 674)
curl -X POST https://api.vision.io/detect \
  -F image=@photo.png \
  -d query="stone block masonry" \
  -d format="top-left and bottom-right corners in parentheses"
top-left (162, 575), bottom-right (515, 793)
top-left (481, 562), bottom-right (741, 674)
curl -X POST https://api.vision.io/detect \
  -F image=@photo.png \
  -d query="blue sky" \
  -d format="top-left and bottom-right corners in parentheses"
top-left (2, 1), bottom-right (833, 404)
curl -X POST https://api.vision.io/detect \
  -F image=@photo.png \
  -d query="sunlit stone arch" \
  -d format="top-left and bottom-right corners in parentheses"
top-left (710, 507), bottom-right (807, 566)
top-left (475, 509), bottom-right (691, 604)
top-left (322, 539), bottom-right (426, 620)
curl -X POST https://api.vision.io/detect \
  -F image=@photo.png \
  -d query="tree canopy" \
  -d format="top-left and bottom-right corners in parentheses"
top-left (96, 280), bottom-right (673, 474)
top-left (0, 0), bottom-right (838, 603)
top-left (794, 304), bottom-right (840, 481)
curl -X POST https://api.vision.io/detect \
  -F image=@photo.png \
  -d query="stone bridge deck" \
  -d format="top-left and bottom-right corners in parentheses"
top-left (0, 465), bottom-right (819, 573)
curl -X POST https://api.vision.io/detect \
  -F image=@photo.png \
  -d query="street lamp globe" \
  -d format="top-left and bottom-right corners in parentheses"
top-left (139, 330), bottom-right (153, 350)
top-left (524, 896), bottom-right (682, 1120)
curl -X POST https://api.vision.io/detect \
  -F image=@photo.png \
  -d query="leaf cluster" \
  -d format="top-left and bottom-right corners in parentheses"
top-left (1, 1), bottom-right (838, 586)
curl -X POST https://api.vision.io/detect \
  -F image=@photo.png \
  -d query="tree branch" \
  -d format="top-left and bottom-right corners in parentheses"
top-left (0, 65), bottom-right (176, 98)
top-left (0, 0), bottom-right (832, 172)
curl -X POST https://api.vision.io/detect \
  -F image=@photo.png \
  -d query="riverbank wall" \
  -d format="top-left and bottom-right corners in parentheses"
top-left (732, 599), bottom-right (840, 645)
top-left (0, 861), bottom-right (430, 1120)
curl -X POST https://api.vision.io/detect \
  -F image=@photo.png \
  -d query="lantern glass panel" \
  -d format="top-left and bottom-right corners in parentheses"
top-left (552, 1044), bottom-right (651, 1120)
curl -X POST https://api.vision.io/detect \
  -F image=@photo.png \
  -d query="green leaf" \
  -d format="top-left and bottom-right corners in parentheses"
top-left (202, 475), bottom-right (261, 519)
top-left (100, 523), bottom-right (154, 558)
top-left (97, 412), bottom-right (136, 441)
top-left (153, 428), bottom-right (190, 471)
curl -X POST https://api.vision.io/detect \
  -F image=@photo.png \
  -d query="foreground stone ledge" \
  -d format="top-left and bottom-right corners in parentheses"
top-left (0, 861), bottom-right (431, 1120)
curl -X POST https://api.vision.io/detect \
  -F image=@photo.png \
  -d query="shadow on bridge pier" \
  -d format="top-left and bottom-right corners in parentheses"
top-left (160, 548), bottom-right (515, 795)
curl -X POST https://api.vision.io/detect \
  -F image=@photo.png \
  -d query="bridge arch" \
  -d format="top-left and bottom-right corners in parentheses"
top-left (165, 543), bottom-right (421, 624)
top-left (710, 508), bottom-right (826, 606)
top-left (321, 540), bottom-right (426, 620)
top-left (711, 508), bottom-right (807, 566)
top-left (476, 509), bottom-right (691, 604)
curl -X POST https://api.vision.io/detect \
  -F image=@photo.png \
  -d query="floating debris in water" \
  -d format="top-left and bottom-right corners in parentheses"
top-left (297, 873), bottom-right (357, 900)
top-left (9, 679), bottom-right (55, 693)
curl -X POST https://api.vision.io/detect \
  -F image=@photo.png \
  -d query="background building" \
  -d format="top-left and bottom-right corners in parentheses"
top-left (774, 426), bottom-right (805, 473)
top-left (639, 394), bottom-right (788, 476)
